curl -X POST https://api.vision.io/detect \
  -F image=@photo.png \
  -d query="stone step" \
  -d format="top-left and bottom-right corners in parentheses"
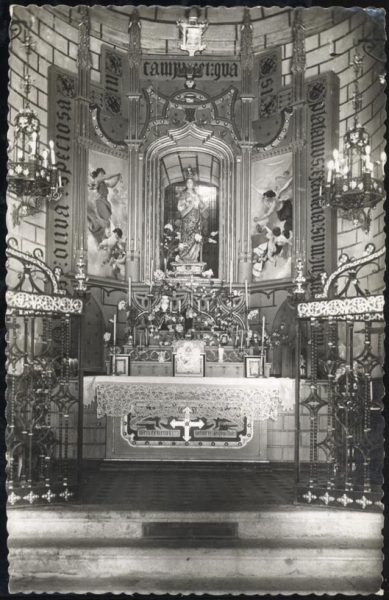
top-left (9, 541), bottom-right (381, 594)
top-left (8, 507), bottom-right (383, 594)
top-left (8, 505), bottom-right (383, 542)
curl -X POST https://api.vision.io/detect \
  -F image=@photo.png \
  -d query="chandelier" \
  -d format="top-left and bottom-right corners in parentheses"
top-left (321, 53), bottom-right (385, 233)
top-left (8, 29), bottom-right (62, 224)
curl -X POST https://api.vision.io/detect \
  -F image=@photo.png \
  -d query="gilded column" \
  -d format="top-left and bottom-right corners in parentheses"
top-left (73, 6), bottom-right (91, 270)
top-left (126, 10), bottom-right (142, 281)
top-left (238, 9), bottom-right (254, 283)
top-left (291, 9), bottom-right (308, 260)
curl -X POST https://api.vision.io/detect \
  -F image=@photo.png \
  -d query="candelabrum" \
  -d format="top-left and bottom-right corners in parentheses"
top-left (320, 54), bottom-right (386, 233)
top-left (8, 29), bottom-right (63, 224)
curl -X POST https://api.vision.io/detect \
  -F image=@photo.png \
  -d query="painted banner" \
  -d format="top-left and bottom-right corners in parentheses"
top-left (306, 72), bottom-right (339, 293)
top-left (252, 47), bottom-right (284, 145)
top-left (46, 67), bottom-right (77, 274)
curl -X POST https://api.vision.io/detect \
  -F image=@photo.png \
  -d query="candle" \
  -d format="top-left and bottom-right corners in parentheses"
top-left (164, 257), bottom-right (167, 273)
top-left (49, 140), bottom-right (56, 165)
top-left (150, 260), bottom-right (154, 293)
top-left (30, 132), bottom-right (37, 156)
top-left (245, 280), bottom-right (248, 307)
top-left (58, 172), bottom-right (62, 188)
top-left (380, 151), bottom-right (386, 176)
top-left (327, 160), bottom-right (334, 183)
top-left (42, 149), bottom-right (48, 169)
top-left (229, 260), bottom-right (233, 294)
top-left (333, 149), bottom-right (339, 172)
top-left (113, 314), bottom-right (117, 348)
top-left (128, 276), bottom-right (132, 307)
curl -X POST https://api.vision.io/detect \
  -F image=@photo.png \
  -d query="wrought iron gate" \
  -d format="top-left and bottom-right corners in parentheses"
top-left (5, 239), bottom-right (84, 505)
top-left (295, 245), bottom-right (384, 510)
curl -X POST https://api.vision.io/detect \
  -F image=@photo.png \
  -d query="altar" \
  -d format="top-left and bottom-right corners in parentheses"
top-left (84, 376), bottom-right (295, 462)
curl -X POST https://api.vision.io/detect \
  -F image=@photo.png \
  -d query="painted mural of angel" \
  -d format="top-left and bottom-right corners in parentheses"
top-left (88, 168), bottom-right (122, 244)
top-left (99, 227), bottom-right (127, 279)
top-left (254, 171), bottom-right (293, 236)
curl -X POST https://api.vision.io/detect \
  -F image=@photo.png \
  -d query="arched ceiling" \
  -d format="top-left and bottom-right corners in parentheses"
top-left (49, 5), bottom-right (347, 56)
top-left (161, 151), bottom-right (220, 189)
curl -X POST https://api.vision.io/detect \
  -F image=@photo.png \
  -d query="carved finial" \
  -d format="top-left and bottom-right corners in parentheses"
top-left (240, 8), bottom-right (253, 71)
top-left (291, 8), bottom-right (306, 74)
top-left (128, 9), bottom-right (142, 67)
top-left (77, 6), bottom-right (91, 71)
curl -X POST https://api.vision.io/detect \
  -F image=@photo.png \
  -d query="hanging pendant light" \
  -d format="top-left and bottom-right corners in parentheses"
top-left (7, 29), bottom-right (63, 224)
top-left (321, 53), bottom-right (385, 233)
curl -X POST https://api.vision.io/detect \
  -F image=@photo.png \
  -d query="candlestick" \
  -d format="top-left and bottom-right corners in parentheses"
top-left (261, 315), bottom-right (265, 357)
top-left (113, 314), bottom-right (117, 348)
top-left (49, 140), bottom-right (56, 165)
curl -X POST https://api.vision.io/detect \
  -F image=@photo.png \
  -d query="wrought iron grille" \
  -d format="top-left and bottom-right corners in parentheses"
top-left (6, 239), bottom-right (83, 506)
top-left (295, 244), bottom-right (384, 510)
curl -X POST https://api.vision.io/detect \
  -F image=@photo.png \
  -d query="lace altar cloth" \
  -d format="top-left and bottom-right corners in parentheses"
top-left (84, 376), bottom-right (295, 422)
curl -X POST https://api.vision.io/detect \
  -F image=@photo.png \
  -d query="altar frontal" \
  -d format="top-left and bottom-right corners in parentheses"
top-left (84, 376), bottom-right (294, 460)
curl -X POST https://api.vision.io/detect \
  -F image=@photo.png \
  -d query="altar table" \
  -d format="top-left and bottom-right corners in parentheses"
top-left (84, 376), bottom-right (295, 462)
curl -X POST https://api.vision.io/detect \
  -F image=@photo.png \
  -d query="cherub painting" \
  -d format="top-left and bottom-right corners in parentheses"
top-left (251, 154), bottom-right (293, 281)
top-left (87, 151), bottom-right (128, 280)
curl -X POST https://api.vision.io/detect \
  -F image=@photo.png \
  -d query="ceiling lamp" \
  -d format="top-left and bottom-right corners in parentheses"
top-left (321, 53), bottom-right (385, 233)
top-left (7, 29), bottom-right (62, 224)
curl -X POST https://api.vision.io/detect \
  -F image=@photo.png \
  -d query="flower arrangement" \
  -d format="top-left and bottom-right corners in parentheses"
top-left (162, 222), bottom-right (181, 265)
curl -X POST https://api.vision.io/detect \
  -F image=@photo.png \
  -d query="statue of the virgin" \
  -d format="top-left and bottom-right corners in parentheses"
top-left (176, 169), bottom-right (205, 263)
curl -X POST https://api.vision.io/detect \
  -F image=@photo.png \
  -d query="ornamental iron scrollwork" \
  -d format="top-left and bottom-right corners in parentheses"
top-left (6, 241), bottom-right (83, 506)
top-left (296, 245), bottom-right (384, 510)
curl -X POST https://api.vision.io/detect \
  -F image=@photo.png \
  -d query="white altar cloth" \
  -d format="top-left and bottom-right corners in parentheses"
top-left (83, 376), bottom-right (295, 422)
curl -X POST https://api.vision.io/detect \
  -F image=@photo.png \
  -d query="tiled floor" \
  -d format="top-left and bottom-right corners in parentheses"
top-left (79, 463), bottom-right (295, 510)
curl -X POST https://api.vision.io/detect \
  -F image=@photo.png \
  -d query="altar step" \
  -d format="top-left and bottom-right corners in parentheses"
top-left (8, 506), bottom-right (382, 594)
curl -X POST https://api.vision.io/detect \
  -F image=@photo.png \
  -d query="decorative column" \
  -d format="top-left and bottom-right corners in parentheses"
top-left (126, 10), bottom-right (142, 281)
top-left (291, 9), bottom-right (308, 260)
top-left (73, 6), bottom-right (91, 272)
top-left (238, 9), bottom-right (255, 283)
